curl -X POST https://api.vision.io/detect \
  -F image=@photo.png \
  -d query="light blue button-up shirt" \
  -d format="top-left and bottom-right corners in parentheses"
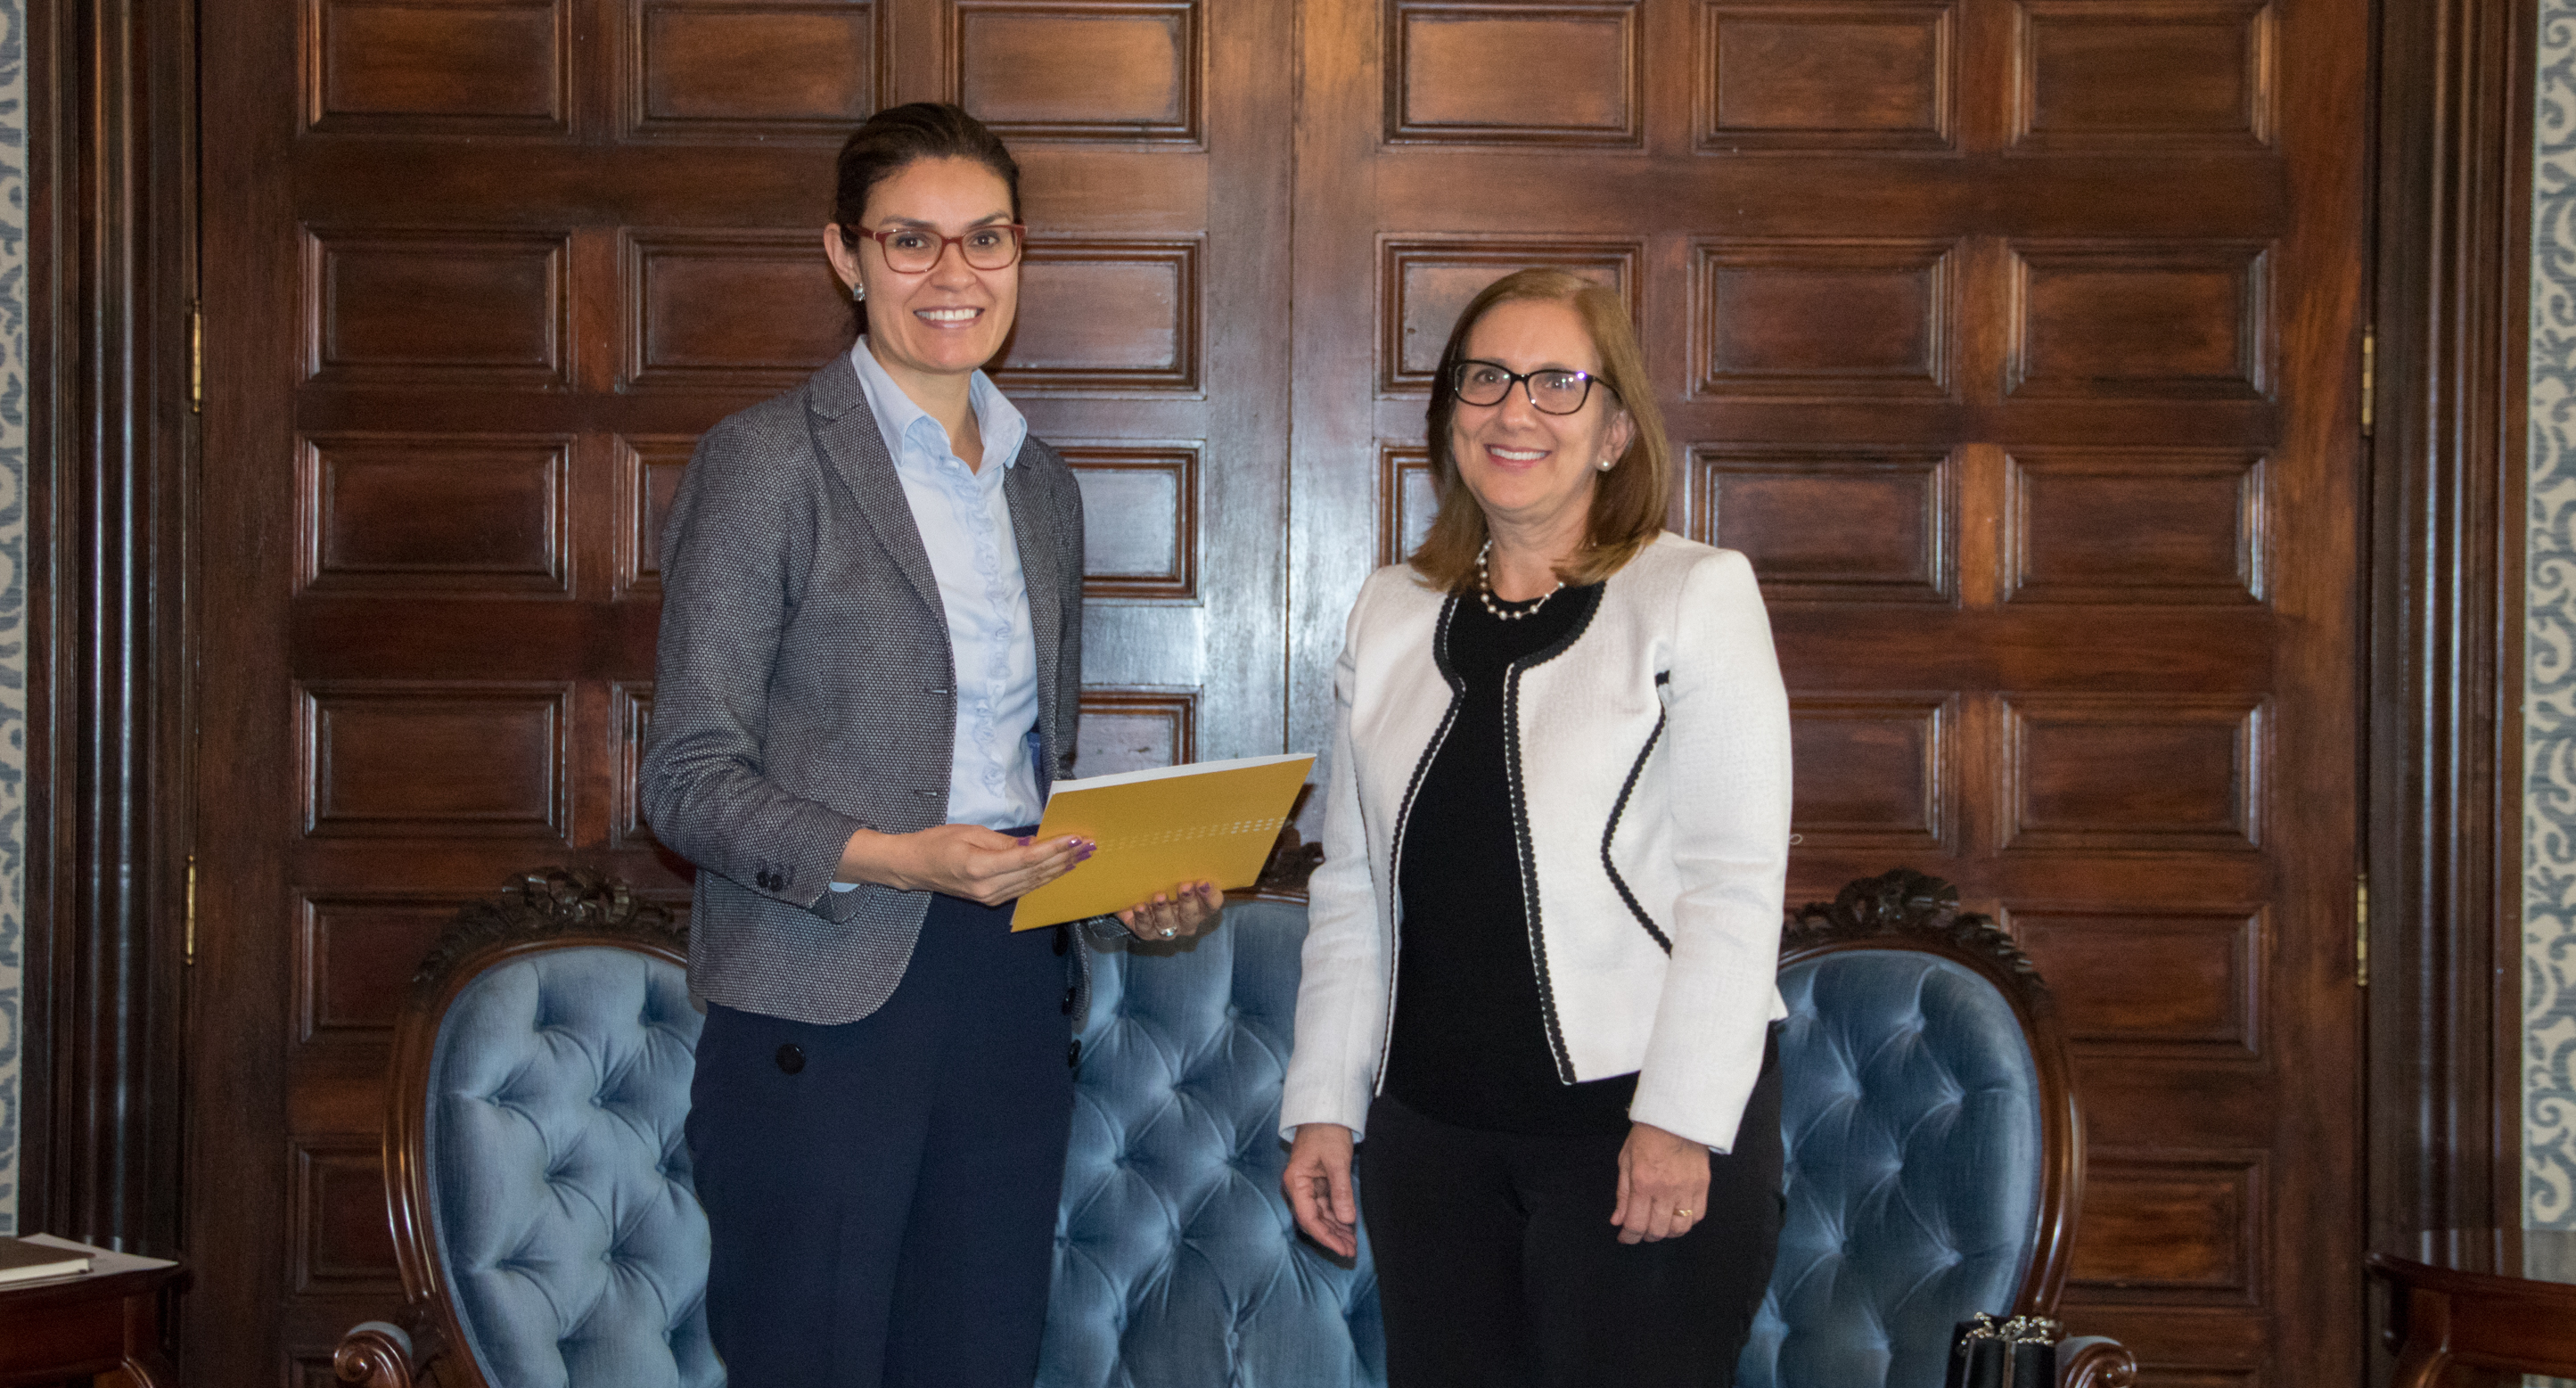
top-left (849, 340), bottom-right (1045, 832)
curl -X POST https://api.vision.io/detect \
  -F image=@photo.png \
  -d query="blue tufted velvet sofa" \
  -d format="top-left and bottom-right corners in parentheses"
top-left (1042, 869), bottom-right (2135, 1388)
top-left (338, 867), bottom-right (2134, 1388)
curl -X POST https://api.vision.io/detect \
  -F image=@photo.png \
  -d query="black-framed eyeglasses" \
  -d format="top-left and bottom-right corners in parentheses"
top-left (1449, 359), bottom-right (1614, 415)
top-left (850, 223), bottom-right (1027, 274)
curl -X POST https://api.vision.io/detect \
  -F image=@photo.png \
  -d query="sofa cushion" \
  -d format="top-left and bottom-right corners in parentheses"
top-left (424, 944), bottom-right (718, 1388)
top-left (1737, 949), bottom-right (2043, 1388)
top-left (1044, 899), bottom-right (1386, 1388)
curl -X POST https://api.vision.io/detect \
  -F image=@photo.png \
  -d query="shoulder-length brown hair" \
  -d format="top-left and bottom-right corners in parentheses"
top-left (1410, 267), bottom-right (1672, 591)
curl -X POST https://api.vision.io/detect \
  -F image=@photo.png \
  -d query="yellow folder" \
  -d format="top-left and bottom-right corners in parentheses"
top-left (1009, 752), bottom-right (1317, 931)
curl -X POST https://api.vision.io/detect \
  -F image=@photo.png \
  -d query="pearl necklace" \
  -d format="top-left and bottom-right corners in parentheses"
top-left (1477, 540), bottom-right (1564, 620)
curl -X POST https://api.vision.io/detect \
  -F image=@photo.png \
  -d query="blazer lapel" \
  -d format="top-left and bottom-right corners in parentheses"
top-left (1004, 446), bottom-right (1067, 749)
top-left (804, 358), bottom-right (943, 620)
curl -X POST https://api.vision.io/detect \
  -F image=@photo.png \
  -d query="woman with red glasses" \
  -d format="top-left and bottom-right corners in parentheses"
top-left (643, 103), bottom-right (1221, 1388)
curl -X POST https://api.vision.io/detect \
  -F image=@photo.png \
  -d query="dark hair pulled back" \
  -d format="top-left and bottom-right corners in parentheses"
top-left (833, 103), bottom-right (1022, 334)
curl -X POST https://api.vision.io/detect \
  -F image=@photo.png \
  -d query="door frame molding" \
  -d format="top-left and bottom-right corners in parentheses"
top-left (18, 0), bottom-right (197, 1253)
top-left (2365, 0), bottom-right (2538, 1319)
top-left (9, 0), bottom-right (2542, 1371)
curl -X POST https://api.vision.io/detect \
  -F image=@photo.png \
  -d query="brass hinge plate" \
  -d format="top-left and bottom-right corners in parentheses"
top-left (185, 855), bottom-right (198, 966)
top-left (2354, 873), bottom-right (2368, 987)
top-left (189, 305), bottom-right (202, 414)
top-left (2360, 327), bottom-right (2375, 437)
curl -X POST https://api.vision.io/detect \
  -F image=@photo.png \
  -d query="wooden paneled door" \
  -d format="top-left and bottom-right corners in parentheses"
top-left (189, 0), bottom-right (1292, 1378)
top-left (188, 0), bottom-right (2364, 1383)
top-left (1285, 0), bottom-right (2365, 1383)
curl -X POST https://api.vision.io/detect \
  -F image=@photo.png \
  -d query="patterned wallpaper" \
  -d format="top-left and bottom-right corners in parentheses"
top-left (0, 0), bottom-right (25, 1238)
top-left (2532, 0), bottom-right (2576, 1237)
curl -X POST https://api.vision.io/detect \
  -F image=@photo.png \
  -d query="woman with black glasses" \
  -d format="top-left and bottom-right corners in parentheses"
top-left (1279, 267), bottom-right (1793, 1387)
top-left (643, 103), bottom-right (1220, 1388)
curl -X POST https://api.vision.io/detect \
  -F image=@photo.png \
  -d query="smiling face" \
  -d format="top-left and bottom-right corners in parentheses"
top-left (1447, 296), bottom-right (1636, 542)
top-left (824, 155), bottom-right (1021, 394)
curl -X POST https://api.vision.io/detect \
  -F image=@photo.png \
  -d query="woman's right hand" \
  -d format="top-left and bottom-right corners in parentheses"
top-left (1284, 1123), bottom-right (1360, 1257)
top-left (836, 825), bottom-right (1090, 905)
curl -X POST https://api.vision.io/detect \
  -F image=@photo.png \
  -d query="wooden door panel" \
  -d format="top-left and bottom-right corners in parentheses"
top-left (1702, 4), bottom-right (1957, 150)
top-left (630, 3), bottom-right (884, 135)
top-left (2003, 449), bottom-right (2266, 604)
top-left (1696, 240), bottom-right (1958, 396)
top-left (954, 1), bottom-right (1202, 140)
top-left (308, 0), bottom-right (571, 133)
top-left (1787, 694), bottom-right (1954, 854)
top-left (1697, 448), bottom-right (1957, 601)
top-left (2011, 0), bottom-right (2273, 152)
top-left (2007, 242), bottom-right (2272, 398)
top-left (1291, 0), bottom-right (2359, 1380)
top-left (305, 229), bottom-right (573, 385)
top-left (300, 434), bottom-right (575, 595)
top-left (2011, 907), bottom-right (2265, 1057)
top-left (1388, 2), bottom-right (1642, 144)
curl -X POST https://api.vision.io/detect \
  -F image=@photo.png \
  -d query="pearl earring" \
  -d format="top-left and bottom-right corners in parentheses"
top-left (1596, 455), bottom-right (1615, 472)
top-left (850, 283), bottom-right (866, 301)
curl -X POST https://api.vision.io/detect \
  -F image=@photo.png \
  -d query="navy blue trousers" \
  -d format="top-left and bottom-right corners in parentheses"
top-left (687, 892), bottom-right (1077, 1388)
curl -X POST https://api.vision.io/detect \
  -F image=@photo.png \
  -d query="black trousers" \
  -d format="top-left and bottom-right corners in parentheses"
top-left (1356, 1031), bottom-right (1784, 1388)
top-left (686, 891), bottom-right (1076, 1388)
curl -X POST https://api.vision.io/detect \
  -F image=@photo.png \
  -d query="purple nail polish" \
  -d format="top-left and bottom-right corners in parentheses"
top-left (1015, 836), bottom-right (1033, 847)
top-left (1074, 847), bottom-right (1095, 862)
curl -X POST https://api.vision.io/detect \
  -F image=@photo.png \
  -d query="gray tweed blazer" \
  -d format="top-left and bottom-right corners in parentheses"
top-left (642, 357), bottom-right (1088, 1025)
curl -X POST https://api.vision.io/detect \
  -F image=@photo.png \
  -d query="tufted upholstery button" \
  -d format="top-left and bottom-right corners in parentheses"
top-left (1067, 1039), bottom-right (1081, 1069)
top-left (775, 1043), bottom-right (806, 1075)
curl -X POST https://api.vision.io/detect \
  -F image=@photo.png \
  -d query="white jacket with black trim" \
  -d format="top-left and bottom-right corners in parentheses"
top-left (1280, 532), bottom-right (1793, 1153)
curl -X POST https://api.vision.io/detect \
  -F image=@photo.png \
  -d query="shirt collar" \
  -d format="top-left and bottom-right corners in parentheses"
top-left (847, 340), bottom-right (1028, 475)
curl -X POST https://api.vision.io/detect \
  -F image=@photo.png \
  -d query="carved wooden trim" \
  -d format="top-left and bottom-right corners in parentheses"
top-left (21, 0), bottom-right (199, 1255)
top-left (405, 866), bottom-right (686, 1002)
top-left (2059, 1337), bottom-right (2144, 1388)
top-left (1782, 866), bottom-right (2083, 1321)
top-left (1785, 866), bottom-right (2047, 985)
top-left (330, 1322), bottom-right (421, 1388)
top-left (2366, 0), bottom-right (2533, 1310)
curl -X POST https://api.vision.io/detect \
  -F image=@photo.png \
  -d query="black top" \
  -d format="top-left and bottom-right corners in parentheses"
top-left (1384, 581), bottom-right (1639, 1136)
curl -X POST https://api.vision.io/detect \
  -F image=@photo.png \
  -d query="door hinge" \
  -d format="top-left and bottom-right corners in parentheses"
top-left (185, 855), bottom-right (198, 966)
top-left (2360, 327), bottom-right (2375, 437)
top-left (189, 304), bottom-right (202, 414)
top-left (2354, 872), bottom-right (2368, 987)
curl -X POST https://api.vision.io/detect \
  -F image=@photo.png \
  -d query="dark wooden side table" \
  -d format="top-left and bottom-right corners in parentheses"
top-left (0, 1237), bottom-right (187, 1387)
top-left (2369, 1229), bottom-right (2576, 1387)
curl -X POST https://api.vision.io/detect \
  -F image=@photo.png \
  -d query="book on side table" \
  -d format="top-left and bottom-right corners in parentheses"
top-left (1010, 752), bottom-right (1316, 932)
top-left (0, 1235), bottom-right (95, 1287)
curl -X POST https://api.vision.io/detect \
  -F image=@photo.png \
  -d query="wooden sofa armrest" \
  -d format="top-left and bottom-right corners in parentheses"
top-left (2058, 1335), bottom-right (2140, 1388)
top-left (334, 1316), bottom-right (448, 1388)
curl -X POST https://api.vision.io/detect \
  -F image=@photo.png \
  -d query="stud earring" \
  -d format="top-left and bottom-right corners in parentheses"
top-left (850, 283), bottom-right (866, 301)
top-left (1596, 455), bottom-right (1615, 472)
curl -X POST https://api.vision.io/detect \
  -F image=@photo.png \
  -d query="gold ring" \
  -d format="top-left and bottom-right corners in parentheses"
top-left (1160, 927), bottom-right (1176, 939)
top-left (1675, 1208), bottom-right (1693, 1220)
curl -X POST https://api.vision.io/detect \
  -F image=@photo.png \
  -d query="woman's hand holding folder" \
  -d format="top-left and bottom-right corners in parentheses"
top-left (1112, 879), bottom-right (1224, 941)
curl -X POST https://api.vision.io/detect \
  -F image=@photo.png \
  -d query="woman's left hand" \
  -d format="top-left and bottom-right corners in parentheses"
top-left (1117, 880), bottom-right (1224, 942)
top-left (1612, 1121), bottom-right (1711, 1244)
